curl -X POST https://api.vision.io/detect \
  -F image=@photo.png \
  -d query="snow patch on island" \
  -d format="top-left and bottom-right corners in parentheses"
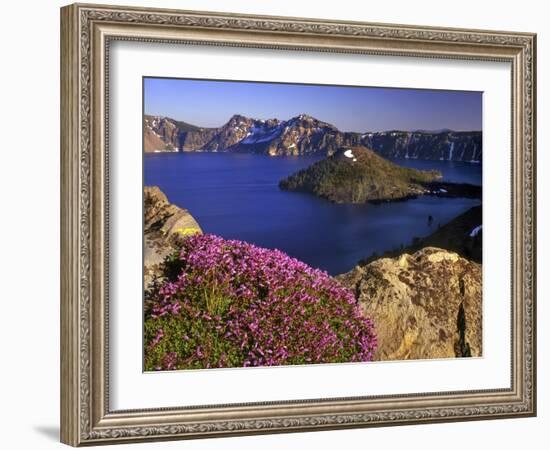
top-left (343, 149), bottom-right (355, 159)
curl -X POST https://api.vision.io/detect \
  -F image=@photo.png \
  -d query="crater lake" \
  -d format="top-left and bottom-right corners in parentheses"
top-left (144, 153), bottom-right (481, 275)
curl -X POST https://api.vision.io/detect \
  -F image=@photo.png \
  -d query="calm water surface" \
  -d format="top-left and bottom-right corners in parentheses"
top-left (144, 153), bottom-right (481, 275)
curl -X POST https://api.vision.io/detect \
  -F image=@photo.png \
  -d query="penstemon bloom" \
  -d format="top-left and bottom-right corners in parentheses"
top-left (144, 234), bottom-right (377, 370)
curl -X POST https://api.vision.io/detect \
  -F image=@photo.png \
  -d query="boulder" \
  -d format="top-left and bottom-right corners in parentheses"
top-left (144, 186), bottom-right (202, 288)
top-left (337, 247), bottom-right (482, 361)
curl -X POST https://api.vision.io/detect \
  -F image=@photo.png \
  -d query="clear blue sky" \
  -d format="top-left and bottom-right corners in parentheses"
top-left (144, 77), bottom-right (482, 132)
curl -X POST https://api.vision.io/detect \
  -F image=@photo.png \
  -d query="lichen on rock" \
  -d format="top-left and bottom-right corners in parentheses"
top-left (144, 186), bottom-right (202, 287)
top-left (337, 247), bottom-right (482, 361)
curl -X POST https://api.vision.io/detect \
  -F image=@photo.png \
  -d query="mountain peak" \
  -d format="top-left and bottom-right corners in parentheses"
top-left (286, 113), bottom-right (337, 131)
top-left (289, 113), bottom-right (319, 123)
top-left (227, 113), bottom-right (251, 123)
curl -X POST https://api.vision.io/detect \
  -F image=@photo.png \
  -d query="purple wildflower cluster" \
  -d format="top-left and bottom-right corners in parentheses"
top-left (144, 234), bottom-right (377, 370)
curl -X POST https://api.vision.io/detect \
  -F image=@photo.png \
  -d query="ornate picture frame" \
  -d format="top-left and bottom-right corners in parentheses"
top-left (60, 3), bottom-right (536, 446)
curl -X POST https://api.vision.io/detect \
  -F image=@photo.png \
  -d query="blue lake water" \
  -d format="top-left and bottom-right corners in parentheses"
top-left (144, 153), bottom-right (482, 275)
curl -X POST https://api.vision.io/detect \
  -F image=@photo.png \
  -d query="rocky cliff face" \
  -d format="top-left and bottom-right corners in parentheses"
top-left (218, 114), bottom-right (361, 156)
top-left (337, 247), bottom-right (482, 361)
top-left (144, 116), bottom-right (213, 152)
top-left (144, 114), bottom-right (482, 161)
top-left (144, 186), bottom-right (202, 287)
top-left (362, 130), bottom-right (482, 162)
top-left (181, 128), bottom-right (220, 151)
top-left (144, 116), bottom-right (179, 152)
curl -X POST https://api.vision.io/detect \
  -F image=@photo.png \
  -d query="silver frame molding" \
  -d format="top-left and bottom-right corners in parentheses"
top-left (60, 3), bottom-right (536, 446)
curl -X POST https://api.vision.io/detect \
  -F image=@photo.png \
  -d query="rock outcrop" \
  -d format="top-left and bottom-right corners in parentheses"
top-left (143, 113), bottom-right (482, 161)
top-left (144, 116), bottom-right (209, 152)
top-left (337, 247), bottom-right (482, 361)
top-left (144, 123), bottom-right (169, 152)
top-left (144, 186), bottom-right (202, 287)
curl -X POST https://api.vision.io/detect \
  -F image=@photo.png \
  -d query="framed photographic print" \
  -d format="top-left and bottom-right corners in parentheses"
top-left (60, 3), bottom-right (537, 446)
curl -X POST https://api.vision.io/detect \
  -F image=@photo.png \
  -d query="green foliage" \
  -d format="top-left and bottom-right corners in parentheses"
top-left (144, 310), bottom-right (244, 370)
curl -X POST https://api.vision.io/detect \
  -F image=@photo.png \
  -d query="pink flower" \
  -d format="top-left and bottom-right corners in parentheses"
top-left (145, 234), bottom-right (377, 370)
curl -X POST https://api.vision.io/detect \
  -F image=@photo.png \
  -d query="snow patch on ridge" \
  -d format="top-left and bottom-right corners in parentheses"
top-left (241, 124), bottom-right (283, 144)
top-left (469, 225), bottom-right (482, 237)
